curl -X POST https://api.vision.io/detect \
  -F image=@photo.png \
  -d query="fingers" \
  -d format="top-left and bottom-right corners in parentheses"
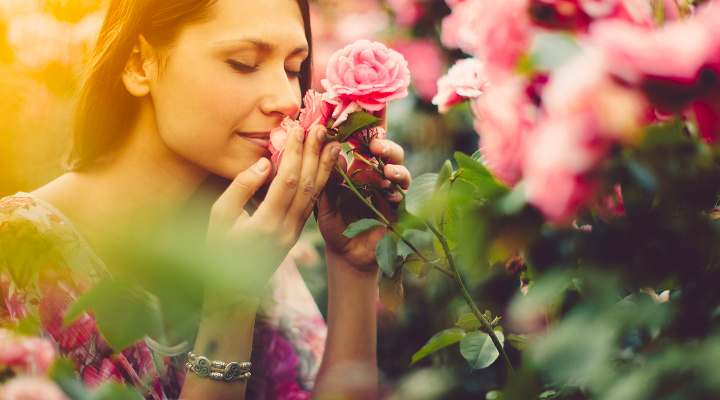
top-left (285, 125), bottom-right (326, 221)
top-left (369, 138), bottom-right (404, 165)
top-left (210, 158), bottom-right (272, 229)
top-left (254, 125), bottom-right (305, 224)
top-left (383, 164), bottom-right (412, 190)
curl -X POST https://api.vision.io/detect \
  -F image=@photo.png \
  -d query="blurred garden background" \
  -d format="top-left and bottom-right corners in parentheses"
top-left (4, 1), bottom-right (720, 399)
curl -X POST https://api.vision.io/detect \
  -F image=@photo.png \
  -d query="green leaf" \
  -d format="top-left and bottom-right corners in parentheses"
top-left (336, 111), bottom-right (382, 142)
top-left (343, 218), bottom-right (385, 238)
top-left (376, 232), bottom-right (398, 276)
top-left (455, 313), bottom-right (482, 332)
top-left (65, 278), bottom-right (163, 350)
top-left (436, 160), bottom-right (454, 191)
top-left (460, 330), bottom-right (505, 370)
top-left (94, 384), bottom-right (144, 400)
top-left (379, 269), bottom-right (403, 314)
top-left (530, 32), bottom-right (582, 70)
top-left (454, 152), bottom-right (493, 177)
top-left (471, 150), bottom-right (482, 161)
top-left (419, 262), bottom-right (434, 278)
top-left (411, 328), bottom-right (466, 365)
top-left (403, 253), bottom-right (425, 275)
top-left (405, 173), bottom-right (440, 217)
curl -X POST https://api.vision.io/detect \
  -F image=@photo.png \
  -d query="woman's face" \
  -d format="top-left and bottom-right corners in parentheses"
top-left (147, 0), bottom-right (307, 179)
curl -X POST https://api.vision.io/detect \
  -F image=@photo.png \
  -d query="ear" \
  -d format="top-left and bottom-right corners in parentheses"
top-left (122, 35), bottom-right (157, 97)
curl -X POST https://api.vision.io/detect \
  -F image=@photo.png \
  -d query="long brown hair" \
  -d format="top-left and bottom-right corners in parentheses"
top-left (65, 0), bottom-right (313, 171)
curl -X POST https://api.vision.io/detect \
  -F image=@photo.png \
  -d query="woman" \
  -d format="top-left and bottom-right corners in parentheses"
top-left (0, 0), bottom-right (411, 398)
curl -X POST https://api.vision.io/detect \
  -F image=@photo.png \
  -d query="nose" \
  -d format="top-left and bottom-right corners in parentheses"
top-left (259, 66), bottom-right (301, 118)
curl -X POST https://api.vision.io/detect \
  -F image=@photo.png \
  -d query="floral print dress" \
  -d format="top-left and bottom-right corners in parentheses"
top-left (0, 193), bottom-right (327, 400)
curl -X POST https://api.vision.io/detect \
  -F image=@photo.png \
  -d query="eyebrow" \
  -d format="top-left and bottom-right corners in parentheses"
top-left (212, 38), bottom-right (309, 56)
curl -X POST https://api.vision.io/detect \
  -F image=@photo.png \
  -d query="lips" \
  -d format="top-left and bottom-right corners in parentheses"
top-left (237, 132), bottom-right (271, 149)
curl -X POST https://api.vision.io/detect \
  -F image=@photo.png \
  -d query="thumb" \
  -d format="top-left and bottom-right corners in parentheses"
top-left (213, 158), bottom-right (272, 219)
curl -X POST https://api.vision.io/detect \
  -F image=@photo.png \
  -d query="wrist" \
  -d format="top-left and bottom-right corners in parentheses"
top-left (325, 248), bottom-right (380, 281)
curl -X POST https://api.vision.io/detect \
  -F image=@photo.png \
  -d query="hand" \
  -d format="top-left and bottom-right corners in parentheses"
top-left (206, 125), bottom-right (342, 297)
top-left (317, 137), bottom-right (412, 272)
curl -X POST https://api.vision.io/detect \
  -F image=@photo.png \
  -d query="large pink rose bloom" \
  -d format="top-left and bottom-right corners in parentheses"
top-left (322, 39), bottom-right (410, 126)
top-left (433, 58), bottom-right (489, 113)
top-left (0, 377), bottom-right (69, 400)
top-left (472, 80), bottom-right (536, 186)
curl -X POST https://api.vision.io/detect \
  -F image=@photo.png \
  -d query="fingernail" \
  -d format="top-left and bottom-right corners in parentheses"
top-left (380, 140), bottom-right (386, 153)
top-left (393, 166), bottom-right (401, 177)
top-left (317, 128), bottom-right (326, 142)
top-left (331, 146), bottom-right (341, 160)
top-left (296, 128), bottom-right (304, 141)
top-left (253, 158), bottom-right (269, 173)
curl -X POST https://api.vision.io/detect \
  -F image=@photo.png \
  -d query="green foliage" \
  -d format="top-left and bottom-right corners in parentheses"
top-left (460, 330), bottom-right (505, 370)
top-left (376, 232), bottom-right (399, 276)
top-left (343, 218), bottom-right (386, 238)
top-left (411, 328), bottom-right (466, 365)
top-left (335, 111), bottom-right (382, 142)
top-left (65, 278), bottom-right (164, 350)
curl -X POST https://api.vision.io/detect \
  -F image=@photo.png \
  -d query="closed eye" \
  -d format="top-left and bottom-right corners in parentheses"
top-left (286, 69), bottom-right (301, 79)
top-left (227, 59), bottom-right (258, 73)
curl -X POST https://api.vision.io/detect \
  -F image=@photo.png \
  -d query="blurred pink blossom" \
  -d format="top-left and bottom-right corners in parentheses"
top-left (433, 58), bottom-right (489, 113)
top-left (440, 0), bottom-right (534, 75)
top-left (392, 39), bottom-right (446, 102)
top-left (0, 328), bottom-right (56, 376)
top-left (0, 377), bottom-right (69, 400)
top-left (524, 114), bottom-right (607, 224)
top-left (386, 0), bottom-right (424, 26)
top-left (472, 80), bottom-right (536, 186)
top-left (590, 18), bottom-right (713, 111)
top-left (322, 40), bottom-right (410, 116)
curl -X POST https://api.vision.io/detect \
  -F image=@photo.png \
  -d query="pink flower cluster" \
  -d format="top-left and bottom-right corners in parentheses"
top-left (269, 39), bottom-right (410, 164)
top-left (0, 329), bottom-right (68, 400)
top-left (437, 0), bottom-right (720, 224)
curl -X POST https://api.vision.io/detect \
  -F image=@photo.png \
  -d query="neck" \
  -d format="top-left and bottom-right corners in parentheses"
top-left (35, 100), bottom-right (216, 258)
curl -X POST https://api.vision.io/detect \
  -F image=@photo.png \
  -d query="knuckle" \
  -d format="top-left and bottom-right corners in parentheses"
top-left (282, 174), bottom-right (300, 190)
top-left (300, 177), bottom-right (315, 197)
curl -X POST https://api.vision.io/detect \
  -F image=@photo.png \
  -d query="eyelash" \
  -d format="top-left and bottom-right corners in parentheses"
top-left (227, 59), bottom-right (301, 79)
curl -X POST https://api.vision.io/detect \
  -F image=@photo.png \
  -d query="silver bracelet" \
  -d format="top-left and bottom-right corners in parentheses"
top-left (186, 351), bottom-right (251, 381)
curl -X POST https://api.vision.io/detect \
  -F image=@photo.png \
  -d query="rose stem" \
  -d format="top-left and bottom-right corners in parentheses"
top-left (332, 165), bottom-right (453, 278)
top-left (352, 152), bottom-right (406, 200)
top-left (425, 221), bottom-right (514, 372)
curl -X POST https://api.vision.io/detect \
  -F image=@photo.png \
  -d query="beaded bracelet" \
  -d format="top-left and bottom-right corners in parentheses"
top-left (186, 351), bottom-right (251, 381)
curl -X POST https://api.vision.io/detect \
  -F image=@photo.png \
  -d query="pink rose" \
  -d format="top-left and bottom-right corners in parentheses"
top-left (265, 332), bottom-right (300, 383)
top-left (298, 90), bottom-right (332, 131)
top-left (472, 80), bottom-right (536, 186)
top-left (440, 0), bottom-right (534, 76)
top-left (433, 58), bottom-right (489, 113)
top-left (321, 39), bottom-right (410, 124)
top-left (269, 117), bottom-right (303, 164)
top-left (0, 329), bottom-right (56, 375)
top-left (524, 114), bottom-right (610, 224)
top-left (0, 377), bottom-right (69, 400)
top-left (386, 0), bottom-right (424, 26)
